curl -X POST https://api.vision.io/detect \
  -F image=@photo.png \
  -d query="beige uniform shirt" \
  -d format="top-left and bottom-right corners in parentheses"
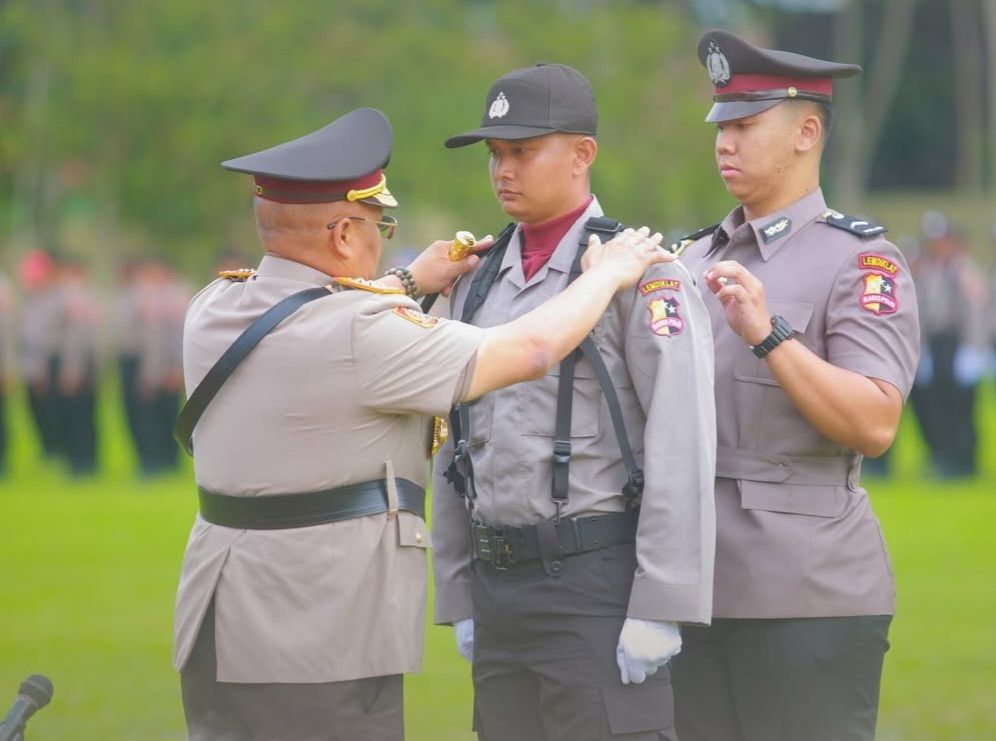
top-left (173, 255), bottom-right (484, 683)
top-left (432, 197), bottom-right (717, 626)
top-left (685, 189), bottom-right (920, 618)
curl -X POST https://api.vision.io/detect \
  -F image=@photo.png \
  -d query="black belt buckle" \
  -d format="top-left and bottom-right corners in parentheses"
top-left (472, 522), bottom-right (513, 571)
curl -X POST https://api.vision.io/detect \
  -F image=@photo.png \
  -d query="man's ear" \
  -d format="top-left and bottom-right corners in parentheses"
top-left (796, 110), bottom-right (823, 154)
top-left (327, 217), bottom-right (353, 261)
top-left (573, 136), bottom-right (598, 174)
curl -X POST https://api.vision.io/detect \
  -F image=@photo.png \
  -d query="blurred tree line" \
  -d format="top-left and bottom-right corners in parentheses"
top-left (1, 0), bottom-right (994, 277)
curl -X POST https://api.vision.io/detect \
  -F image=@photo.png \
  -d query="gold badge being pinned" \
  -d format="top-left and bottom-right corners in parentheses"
top-left (449, 231), bottom-right (477, 261)
top-left (393, 306), bottom-right (440, 328)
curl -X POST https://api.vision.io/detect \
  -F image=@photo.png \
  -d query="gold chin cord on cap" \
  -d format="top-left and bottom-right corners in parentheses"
top-left (346, 173), bottom-right (387, 202)
top-left (449, 231), bottom-right (477, 261)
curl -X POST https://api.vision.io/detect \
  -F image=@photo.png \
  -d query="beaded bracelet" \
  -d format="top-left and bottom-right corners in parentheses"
top-left (385, 266), bottom-right (419, 298)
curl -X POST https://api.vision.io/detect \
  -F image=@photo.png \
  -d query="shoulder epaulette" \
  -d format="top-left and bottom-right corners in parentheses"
top-left (821, 209), bottom-right (887, 238)
top-left (333, 276), bottom-right (405, 295)
top-left (668, 223), bottom-right (720, 256)
top-left (218, 268), bottom-right (256, 281)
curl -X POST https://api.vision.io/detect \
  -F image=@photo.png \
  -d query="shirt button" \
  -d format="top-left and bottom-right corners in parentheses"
top-left (415, 531), bottom-right (423, 543)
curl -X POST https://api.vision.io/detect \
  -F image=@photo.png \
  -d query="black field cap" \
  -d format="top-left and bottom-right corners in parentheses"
top-left (445, 63), bottom-right (597, 148)
top-left (697, 29), bottom-right (861, 123)
top-left (222, 107), bottom-right (397, 207)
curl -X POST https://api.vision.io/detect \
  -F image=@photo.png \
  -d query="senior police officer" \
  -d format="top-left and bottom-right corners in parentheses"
top-left (172, 106), bottom-right (671, 741)
top-left (433, 64), bottom-right (717, 741)
top-left (671, 31), bottom-right (921, 741)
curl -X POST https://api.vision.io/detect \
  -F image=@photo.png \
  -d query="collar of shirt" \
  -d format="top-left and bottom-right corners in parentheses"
top-left (255, 254), bottom-right (333, 287)
top-left (709, 188), bottom-right (828, 262)
top-left (499, 196), bottom-right (604, 289)
top-left (519, 195), bottom-right (595, 281)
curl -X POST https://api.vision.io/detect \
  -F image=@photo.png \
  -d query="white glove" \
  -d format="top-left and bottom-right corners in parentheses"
top-left (454, 618), bottom-right (474, 663)
top-left (953, 345), bottom-right (988, 386)
top-left (615, 618), bottom-right (682, 685)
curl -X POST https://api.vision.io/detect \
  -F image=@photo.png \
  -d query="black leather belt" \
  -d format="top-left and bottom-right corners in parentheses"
top-left (471, 510), bottom-right (638, 570)
top-left (198, 478), bottom-right (425, 530)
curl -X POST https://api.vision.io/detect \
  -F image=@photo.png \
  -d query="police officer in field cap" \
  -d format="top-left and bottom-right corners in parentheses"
top-left (434, 63), bottom-right (717, 740)
top-left (671, 30), bottom-right (921, 741)
top-left (172, 106), bottom-right (672, 741)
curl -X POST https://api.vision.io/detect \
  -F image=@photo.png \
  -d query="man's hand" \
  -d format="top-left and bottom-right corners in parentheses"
top-left (407, 235), bottom-right (494, 297)
top-left (454, 618), bottom-right (474, 663)
top-left (703, 260), bottom-right (772, 345)
top-left (616, 618), bottom-right (682, 685)
top-left (582, 227), bottom-right (671, 291)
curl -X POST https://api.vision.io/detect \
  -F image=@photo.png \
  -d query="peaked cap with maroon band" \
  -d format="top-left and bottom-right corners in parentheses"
top-left (221, 107), bottom-right (397, 207)
top-left (697, 29), bottom-right (861, 123)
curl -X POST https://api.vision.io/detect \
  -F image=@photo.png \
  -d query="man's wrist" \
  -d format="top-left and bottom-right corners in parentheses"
top-left (385, 266), bottom-right (420, 298)
top-left (750, 314), bottom-right (794, 358)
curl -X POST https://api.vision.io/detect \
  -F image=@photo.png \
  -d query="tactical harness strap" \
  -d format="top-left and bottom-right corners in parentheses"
top-left (446, 217), bottom-right (645, 524)
top-left (173, 285), bottom-right (332, 455)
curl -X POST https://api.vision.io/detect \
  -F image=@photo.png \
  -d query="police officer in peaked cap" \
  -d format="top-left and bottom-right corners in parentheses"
top-left (672, 29), bottom-right (921, 741)
top-left (434, 63), bottom-right (717, 740)
top-left (172, 107), bottom-right (672, 741)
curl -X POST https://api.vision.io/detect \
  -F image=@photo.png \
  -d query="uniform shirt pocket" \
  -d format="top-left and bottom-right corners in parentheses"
top-left (516, 364), bottom-right (600, 438)
top-left (739, 480), bottom-right (849, 518)
top-left (734, 298), bottom-right (815, 385)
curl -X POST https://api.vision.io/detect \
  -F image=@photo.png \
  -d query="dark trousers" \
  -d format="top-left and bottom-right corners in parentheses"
top-left (672, 615), bottom-right (892, 741)
top-left (119, 355), bottom-right (142, 455)
top-left (911, 332), bottom-right (978, 477)
top-left (27, 356), bottom-right (63, 457)
top-left (135, 388), bottom-right (180, 474)
top-left (180, 601), bottom-right (403, 741)
top-left (471, 544), bottom-right (677, 741)
top-left (60, 383), bottom-right (97, 476)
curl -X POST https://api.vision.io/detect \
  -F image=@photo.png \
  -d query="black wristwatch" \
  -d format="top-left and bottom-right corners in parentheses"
top-left (750, 314), bottom-right (794, 359)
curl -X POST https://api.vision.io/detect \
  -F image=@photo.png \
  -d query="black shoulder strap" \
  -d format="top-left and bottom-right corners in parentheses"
top-left (173, 286), bottom-right (331, 455)
top-left (669, 222), bottom-right (721, 256)
top-left (551, 216), bottom-right (647, 517)
top-left (444, 222), bottom-right (516, 501)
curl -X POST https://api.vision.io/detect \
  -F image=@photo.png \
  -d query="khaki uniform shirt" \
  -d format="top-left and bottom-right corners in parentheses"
top-left (173, 255), bottom-right (484, 683)
top-left (432, 197), bottom-right (717, 626)
top-left (685, 189), bottom-right (920, 618)
top-left (19, 287), bottom-right (61, 383)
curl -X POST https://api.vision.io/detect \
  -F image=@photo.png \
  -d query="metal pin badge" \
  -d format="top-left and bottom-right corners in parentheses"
top-left (449, 231), bottom-right (477, 261)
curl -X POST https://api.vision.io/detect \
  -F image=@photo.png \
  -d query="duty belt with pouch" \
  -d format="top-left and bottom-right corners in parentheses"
top-left (471, 510), bottom-right (639, 572)
top-left (446, 217), bottom-right (645, 576)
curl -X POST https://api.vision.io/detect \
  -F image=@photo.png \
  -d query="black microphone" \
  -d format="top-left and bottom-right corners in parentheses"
top-left (0, 675), bottom-right (54, 741)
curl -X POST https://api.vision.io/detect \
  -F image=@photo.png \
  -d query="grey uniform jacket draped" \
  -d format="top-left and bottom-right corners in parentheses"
top-left (173, 256), bottom-right (484, 683)
top-left (685, 189), bottom-right (920, 618)
top-left (431, 197), bottom-right (717, 625)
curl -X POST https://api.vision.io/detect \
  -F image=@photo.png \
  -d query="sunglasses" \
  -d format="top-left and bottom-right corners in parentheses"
top-left (326, 214), bottom-right (398, 240)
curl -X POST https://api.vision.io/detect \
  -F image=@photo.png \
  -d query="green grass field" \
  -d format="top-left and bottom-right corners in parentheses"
top-left (1, 383), bottom-right (994, 741)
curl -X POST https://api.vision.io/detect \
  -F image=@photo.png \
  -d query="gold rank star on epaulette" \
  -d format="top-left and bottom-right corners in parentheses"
top-left (218, 268), bottom-right (256, 281)
top-left (333, 276), bottom-right (406, 295)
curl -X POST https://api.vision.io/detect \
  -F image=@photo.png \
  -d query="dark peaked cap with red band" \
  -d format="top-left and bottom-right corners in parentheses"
top-left (697, 29), bottom-right (861, 123)
top-left (221, 107), bottom-right (397, 207)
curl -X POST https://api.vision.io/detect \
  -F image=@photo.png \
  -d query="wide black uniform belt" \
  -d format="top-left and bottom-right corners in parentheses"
top-left (471, 510), bottom-right (638, 569)
top-left (198, 478), bottom-right (425, 530)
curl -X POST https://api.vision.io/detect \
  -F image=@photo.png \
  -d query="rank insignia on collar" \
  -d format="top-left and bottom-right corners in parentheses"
top-left (648, 297), bottom-right (684, 337)
top-left (858, 253), bottom-right (900, 315)
top-left (334, 276), bottom-right (405, 295)
top-left (639, 278), bottom-right (681, 296)
top-left (218, 268), bottom-right (256, 281)
top-left (393, 306), bottom-right (440, 328)
top-left (760, 216), bottom-right (792, 243)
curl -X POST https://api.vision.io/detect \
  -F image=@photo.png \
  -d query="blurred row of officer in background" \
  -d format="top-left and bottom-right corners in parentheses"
top-left (0, 250), bottom-right (191, 477)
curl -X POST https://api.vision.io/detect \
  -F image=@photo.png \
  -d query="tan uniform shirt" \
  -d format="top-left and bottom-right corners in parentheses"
top-left (432, 197), bottom-right (717, 626)
top-left (173, 255), bottom-right (484, 683)
top-left (685, 189), bottom-right (920, 618)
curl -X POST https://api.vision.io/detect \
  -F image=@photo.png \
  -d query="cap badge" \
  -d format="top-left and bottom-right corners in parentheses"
top-left (488, 91), bottom-right (510, 119)
top-left (706, 40), bottom-right (731, 87)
